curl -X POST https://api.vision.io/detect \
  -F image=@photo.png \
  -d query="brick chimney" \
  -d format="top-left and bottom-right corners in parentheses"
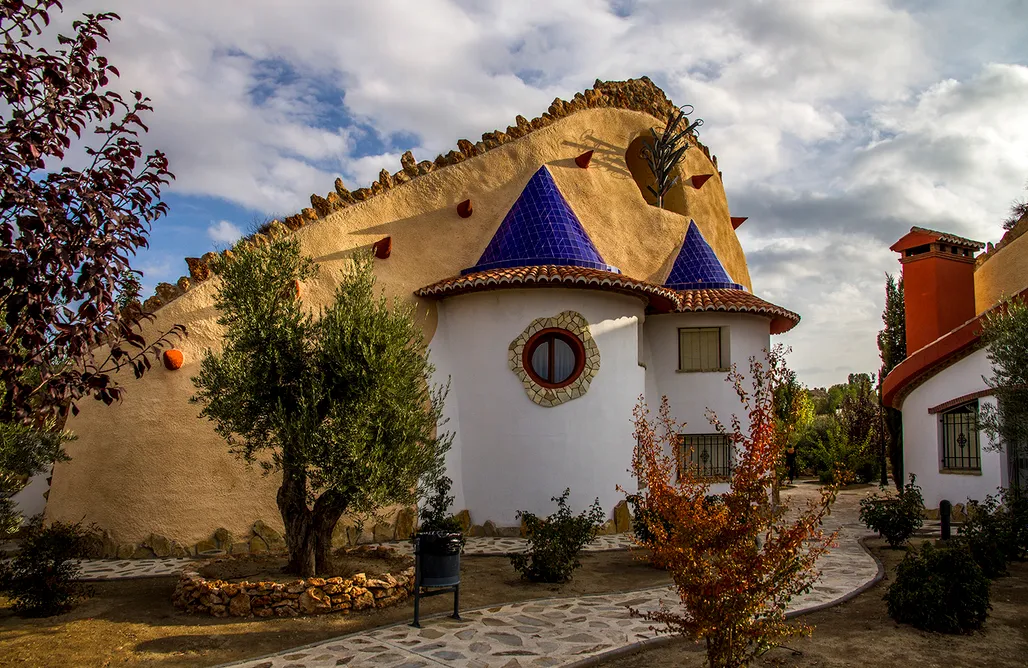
top-left (890, 227), bottom-right (985, 353)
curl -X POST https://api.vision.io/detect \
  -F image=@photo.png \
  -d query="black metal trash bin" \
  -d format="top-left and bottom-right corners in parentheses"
top-left (411, 531), bottom-right (462, 627)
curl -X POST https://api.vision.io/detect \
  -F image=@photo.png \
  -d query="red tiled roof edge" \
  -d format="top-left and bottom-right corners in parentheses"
top-left (677, 288), bottom-right (800, 334)
top-left (414, 265), bottom-right (682, 311)
top-left (415, 266), bottom-right (801, 333)
top-left (882, 286), bottom-right (1028, 409)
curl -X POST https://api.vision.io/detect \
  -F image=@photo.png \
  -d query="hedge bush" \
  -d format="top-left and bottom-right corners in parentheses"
top-left (859, 474), bottom-right (924, 548)
top-left (510, 489), bottom-right (604, 583)
top-left (957, 495), bottom-right (1012, 578)
top-left (0, 520), bottom-right (96, 616)
top-left (885, 542), bottom-right (991, 634)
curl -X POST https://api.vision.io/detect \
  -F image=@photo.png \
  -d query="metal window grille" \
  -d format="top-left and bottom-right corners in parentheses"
top-left (941, 402), bottom-right (981, 471)
top-left (678, 434), bottom-right (733, 479)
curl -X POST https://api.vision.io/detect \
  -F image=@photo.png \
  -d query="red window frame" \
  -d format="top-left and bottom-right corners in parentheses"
top-left (521, 327), bottom-right (586, 389)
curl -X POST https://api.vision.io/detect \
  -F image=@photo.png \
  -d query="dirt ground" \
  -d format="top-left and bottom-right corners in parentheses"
top-left (198, 550), bottom-right (411, 584)
top-left (0, 550), bottom-right (670, 668)
top-left (606, 538), bottom-right (1028, 668)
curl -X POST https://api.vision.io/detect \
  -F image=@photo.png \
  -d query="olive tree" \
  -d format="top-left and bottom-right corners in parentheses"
top-left (191, 239), bottom-right (450, 577)
top-left (979, 296), bottom-right (1028, 478)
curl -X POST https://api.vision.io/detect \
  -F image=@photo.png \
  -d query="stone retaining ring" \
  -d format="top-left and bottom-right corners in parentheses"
top-left (172, 545), bottom-right (415, 618)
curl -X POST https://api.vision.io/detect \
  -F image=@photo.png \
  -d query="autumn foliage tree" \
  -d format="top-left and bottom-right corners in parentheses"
top-left (628, 346), bottom-right (839, 668)
top-left (0, 1), bottom-right (180, 424)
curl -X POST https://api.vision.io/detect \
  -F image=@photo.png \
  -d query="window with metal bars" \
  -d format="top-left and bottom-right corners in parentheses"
top-left (678, 434), bottom-right (733, 479)
top-left (940, 401), bottom-right (981, 471)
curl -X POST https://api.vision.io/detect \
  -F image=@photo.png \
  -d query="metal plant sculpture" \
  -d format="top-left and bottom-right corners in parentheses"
top-left (641, 106), bottom-right (703, 208)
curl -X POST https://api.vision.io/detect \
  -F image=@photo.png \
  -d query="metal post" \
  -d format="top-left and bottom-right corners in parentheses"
top-left (412, 551), bottom-right (422, 628)
top-left (940, 499), bottom-right (951, 541)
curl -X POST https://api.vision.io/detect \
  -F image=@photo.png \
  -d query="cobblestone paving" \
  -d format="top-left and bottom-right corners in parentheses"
top-left (73, 557), bottom-right (197, 581)
top-left (60, 534), bottom-right (636, 581)
top-left (223, 483), bottom-right (883, 668)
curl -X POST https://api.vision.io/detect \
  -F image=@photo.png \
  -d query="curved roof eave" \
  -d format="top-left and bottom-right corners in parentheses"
top-left (415, 266), bottom-right (801, 333)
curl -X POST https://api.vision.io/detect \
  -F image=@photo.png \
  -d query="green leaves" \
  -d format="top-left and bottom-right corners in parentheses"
top-left (191, 238), bottom-right (451, 570)
top-left (511, 489), bottom-right (604, 583)
top-left (641, 105), bottom-right (702, 208)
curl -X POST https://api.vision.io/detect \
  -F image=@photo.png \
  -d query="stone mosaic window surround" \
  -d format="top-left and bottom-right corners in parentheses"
top-left (509, 311), bottom-right (599, 407)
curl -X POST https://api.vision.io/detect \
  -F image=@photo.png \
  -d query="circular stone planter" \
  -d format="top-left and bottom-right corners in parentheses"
top-left (172, 545), bottom-right (415, 618)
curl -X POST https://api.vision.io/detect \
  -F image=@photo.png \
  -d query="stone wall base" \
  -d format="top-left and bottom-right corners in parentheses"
top-left (172, 545), bottom-right (414, 617)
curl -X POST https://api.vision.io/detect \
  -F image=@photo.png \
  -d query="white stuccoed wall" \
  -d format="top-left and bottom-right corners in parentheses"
top-left (900, 348), bottom-right (1007, 508)
top-left (425, 315), bottom-right (467, 513)
top-left (430, 289), bottom-right (645, 526)
top-left (643, 312), bottom-right (773, 495)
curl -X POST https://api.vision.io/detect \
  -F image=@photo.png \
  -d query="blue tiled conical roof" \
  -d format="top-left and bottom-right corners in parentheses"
top-left (462, 166), bottom-right (619, 275)
top-left (665, 220), bottom-right (745, 290)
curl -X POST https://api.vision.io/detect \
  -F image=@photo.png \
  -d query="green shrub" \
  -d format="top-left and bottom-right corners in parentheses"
top-left (803, 425), bottom-right (878, 484)
top-left (999, 486), bottom-right (1028, 561)
top-left (510, 489), bottom-right (605, 583)
top-left (415, 475), bottom-right (465, 549)
top-left (885, 542), bottom-right (991, 633)
top-left (625, 492), bottom-right (671, 546)
top-left (859, 474), bottom-right (924, 548)
top-left (957, 495), bottom-right (1011, 578)
top-left (0, 520), bottom-right (96, 616)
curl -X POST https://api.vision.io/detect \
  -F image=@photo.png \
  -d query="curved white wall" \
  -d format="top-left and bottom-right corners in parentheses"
top-left (643, 312), bottom-right (773, 494)
top-left (430, 289), bottom-right (645, 526)
top-left (899, 348), bottom-right (1006, 508)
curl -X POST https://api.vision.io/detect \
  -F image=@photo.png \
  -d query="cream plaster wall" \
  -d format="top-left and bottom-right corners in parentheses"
top-left (434, 289), bottom-right (645, 527)
top-left (899, 348), bottom-right (1007, 508)
top-left (975, 230), bottom-right (1028, 313)
top-left (46, 105), bottom-right (752, 544)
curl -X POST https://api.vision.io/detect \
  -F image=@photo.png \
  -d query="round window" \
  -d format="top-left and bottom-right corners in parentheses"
top-left (522, 328), bottom-right (586, 389)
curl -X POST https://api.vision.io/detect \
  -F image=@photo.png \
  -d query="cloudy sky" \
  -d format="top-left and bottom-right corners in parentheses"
top-left (65, 0), bottom-right (1028, 388)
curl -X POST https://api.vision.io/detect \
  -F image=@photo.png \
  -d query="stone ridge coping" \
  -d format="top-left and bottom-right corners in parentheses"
top-left (977, 212), bottom-right (1028, 267)
top-left (172, 545), bottom-right (415, 618)
top-left (140, 77), bottom-right (719, 316)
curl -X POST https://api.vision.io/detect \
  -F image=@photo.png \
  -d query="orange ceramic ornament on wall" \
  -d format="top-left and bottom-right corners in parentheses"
top-left (163, 349), bottom-right (184, 370)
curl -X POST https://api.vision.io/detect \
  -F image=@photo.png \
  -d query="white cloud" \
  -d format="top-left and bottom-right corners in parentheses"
top-left (207, 220), bottom-right (243, 245)
top-left (52, 0), bottom-right (1028, 388)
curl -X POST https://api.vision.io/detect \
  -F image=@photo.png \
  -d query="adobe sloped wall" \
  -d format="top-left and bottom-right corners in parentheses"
top-left (975, 222), bottom-right (1028, 313)
top-left (46, 105), bottom-right (752, 546)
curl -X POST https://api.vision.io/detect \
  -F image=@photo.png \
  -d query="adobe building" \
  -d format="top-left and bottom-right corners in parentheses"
top-left (36, 78), bottom-right (799, 557)
top-left (883, 218), bottom-right (1028, 512)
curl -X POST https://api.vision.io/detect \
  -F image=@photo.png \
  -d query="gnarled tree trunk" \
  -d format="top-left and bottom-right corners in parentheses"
top-left (278, 464), bottom-right (351, 577)
top-left (312, 490), bottom-right (349, 575)
top-left (278, 466), bottom-right (315, 576)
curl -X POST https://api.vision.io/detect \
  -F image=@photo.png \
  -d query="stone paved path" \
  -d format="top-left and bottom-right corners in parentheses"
top-left (221, 483), bottom-right (883, 668)
top-left (60, 534), bottom-right (635, 581)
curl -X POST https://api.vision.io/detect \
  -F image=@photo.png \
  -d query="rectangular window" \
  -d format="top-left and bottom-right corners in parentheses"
top-left (940, 401), bottom-right (981, 471)
top-left (678, 434), bottom-right (733, 479)
top-left (678, 327), bottom-right (723, 371)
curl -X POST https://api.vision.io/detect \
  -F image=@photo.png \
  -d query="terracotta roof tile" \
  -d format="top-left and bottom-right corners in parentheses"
top-left (677, 288), bottom-right (800, 334)
top-left (415, 266), bottom-right (800, 334)
top-left (909, 226), bottom-right (985, 249)
top-left (416, 265), bottom-right (681, 312)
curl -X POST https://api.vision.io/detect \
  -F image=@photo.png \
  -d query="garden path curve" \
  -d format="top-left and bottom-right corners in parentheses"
top-left (215, 483), bottom-right (883, 668)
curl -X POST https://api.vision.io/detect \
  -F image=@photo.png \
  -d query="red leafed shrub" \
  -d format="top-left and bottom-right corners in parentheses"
top-left (627, 345), bottom-right (839, 668)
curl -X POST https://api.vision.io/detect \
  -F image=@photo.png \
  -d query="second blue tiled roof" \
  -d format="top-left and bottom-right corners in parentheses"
top-left (664, 220), bottom-right (744, 291)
